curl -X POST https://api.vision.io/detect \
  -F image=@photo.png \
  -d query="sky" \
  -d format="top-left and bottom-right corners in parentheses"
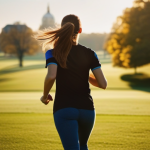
top-left (0, 0), bottom-right (134, 33)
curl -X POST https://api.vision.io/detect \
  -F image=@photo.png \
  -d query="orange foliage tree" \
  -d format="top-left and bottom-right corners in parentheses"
top-left (0, 25), bottom-right (39, 67)
top-left (104, 0), bottom-right (150, 73)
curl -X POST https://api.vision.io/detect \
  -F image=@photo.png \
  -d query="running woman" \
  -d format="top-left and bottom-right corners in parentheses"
top-left (35, 14), bottom-right (107, 150)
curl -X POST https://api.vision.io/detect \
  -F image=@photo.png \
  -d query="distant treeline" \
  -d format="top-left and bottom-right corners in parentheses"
top-left (79, 33), bottom-right (109, 51)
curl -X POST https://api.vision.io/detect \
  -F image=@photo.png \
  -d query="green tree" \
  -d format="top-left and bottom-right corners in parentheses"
top-left (104, 0), bottom-right (150, 73)
top-left (0, 25), bottom-right (39, 67)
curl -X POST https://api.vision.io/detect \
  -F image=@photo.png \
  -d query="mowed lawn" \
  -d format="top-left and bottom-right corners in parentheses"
top-left (0, 57), bottom-right (150, 91)
top-left (0, 91), bottom-right (150, 115)
top-left (0, 58), bottom-right (150, 150)
top-left (0, 113), bottom-right (150, 150)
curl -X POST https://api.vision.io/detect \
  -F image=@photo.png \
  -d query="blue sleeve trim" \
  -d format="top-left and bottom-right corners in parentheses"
top-left (47, 62), bottom-right (57, 67)
top-left (45, 49), bottom-right (53, 60)
top-left (94, 52), bottom-right (99, 60)
top-left (92, 66), bottom-right (101, 71)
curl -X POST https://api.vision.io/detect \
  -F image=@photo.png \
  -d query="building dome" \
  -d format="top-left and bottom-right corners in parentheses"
top-left (39, 5), bottom-right (55, 29)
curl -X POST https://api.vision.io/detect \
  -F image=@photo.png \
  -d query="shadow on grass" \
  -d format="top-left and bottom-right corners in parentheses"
top-left (120, 73), bottom-right (150, 92)
top-left (0, 64), bottom-right (45, 75)
top-left (0, 78), bottom-right (12, 82)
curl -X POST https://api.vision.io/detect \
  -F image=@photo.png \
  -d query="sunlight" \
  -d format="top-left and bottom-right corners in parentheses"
top-left (0, 0), bottom-right (134, 33)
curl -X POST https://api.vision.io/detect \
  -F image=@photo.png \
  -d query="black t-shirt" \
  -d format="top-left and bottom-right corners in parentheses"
top-left (45, 44), bottom-right (101, 113)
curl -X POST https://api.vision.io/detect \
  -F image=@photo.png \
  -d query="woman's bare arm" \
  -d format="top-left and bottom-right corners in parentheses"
top-left (43, 64), bottom-right (57, 98)
top-left (41, 64), bottom-right (57, 104)
top-left (89, 68), bottom-right (107, 89)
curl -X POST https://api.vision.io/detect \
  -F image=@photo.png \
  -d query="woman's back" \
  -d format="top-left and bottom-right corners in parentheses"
top-left (45, 44), bottom-right (101, 113)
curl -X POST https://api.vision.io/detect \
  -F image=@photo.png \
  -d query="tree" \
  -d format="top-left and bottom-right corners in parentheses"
top-left (104, 0), bottom-right (150, 73)
top-left (0, 25), bottom-right (39, 67)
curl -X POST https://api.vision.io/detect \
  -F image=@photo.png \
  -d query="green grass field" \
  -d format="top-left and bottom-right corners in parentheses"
top-left (0, 56), bottom-right (150, 150)
top-left (0, 57), bottom-right (150, 92)
top-left (1, 114), bottom-right (150, 150)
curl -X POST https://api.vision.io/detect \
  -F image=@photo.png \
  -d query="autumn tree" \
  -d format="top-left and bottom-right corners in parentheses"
top-left (0, 25), bottom-right (39, 67)
top-left (104, 0), bottom-right (150, 73)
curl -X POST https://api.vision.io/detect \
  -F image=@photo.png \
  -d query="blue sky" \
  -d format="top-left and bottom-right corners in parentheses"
top-left (0, 0), bottom-right (134, 33)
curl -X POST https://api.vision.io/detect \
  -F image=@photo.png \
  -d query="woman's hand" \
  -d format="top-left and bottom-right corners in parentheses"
top-left (40, 94), bottom-right (53, 105)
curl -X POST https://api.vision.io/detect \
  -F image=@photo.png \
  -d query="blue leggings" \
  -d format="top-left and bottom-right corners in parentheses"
top-left (53, 108), bottom-right (95, 150)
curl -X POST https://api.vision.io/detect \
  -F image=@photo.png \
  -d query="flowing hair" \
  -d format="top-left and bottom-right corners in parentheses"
top-left (34, 15), bottom-right (81, 68)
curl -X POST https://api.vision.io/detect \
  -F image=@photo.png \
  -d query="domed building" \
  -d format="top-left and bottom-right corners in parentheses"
top-left (39, 5), bottom-right (55, 29)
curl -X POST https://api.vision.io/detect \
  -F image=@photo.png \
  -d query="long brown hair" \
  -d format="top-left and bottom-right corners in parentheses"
top-left (34, 14), bottom-right (81, 68)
